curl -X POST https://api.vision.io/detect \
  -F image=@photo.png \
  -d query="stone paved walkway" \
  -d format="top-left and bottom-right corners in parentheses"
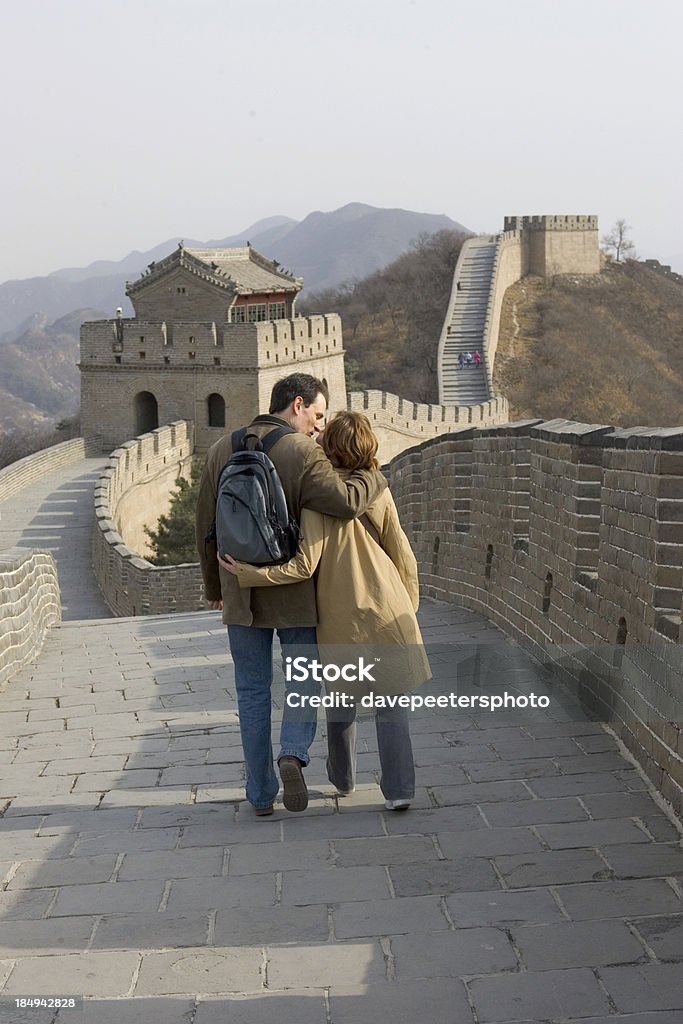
top-left (0, 459), bottom-right (111, 621)
top-left (1, 599), bottom-right (682, 1023)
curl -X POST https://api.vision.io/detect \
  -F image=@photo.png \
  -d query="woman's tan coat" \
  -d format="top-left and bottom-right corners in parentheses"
top-left (232, 485), bottom-right (431, 698)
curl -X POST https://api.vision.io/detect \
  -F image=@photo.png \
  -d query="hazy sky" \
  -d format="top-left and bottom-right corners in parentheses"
top-left (2, 0), bottom-right (681, 281)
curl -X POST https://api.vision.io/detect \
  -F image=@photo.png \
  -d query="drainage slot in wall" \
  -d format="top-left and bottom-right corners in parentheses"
top-left (542, 572), bottom-right (553, 614)
top-left (432, 536), bottom-right (440, 574)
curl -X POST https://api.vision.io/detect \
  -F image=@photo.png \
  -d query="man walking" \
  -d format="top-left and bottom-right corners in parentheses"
top-left (196, 373), bottom-right (385, 816)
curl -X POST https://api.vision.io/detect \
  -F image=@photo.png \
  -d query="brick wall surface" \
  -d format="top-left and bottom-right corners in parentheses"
top-left (0, 548), bottom-right (61, 691)
top-left (388, 420), bottom-right (683, 817)
top-left (93, 420), bottom-right (204, 616)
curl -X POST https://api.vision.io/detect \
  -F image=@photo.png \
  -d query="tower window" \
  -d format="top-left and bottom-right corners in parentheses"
top-left (248, 303), bottom-right (267, 322)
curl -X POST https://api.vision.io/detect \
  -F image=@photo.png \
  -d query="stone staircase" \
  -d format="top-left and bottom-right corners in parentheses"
top-left (439, 236), bottom-right (499, 405)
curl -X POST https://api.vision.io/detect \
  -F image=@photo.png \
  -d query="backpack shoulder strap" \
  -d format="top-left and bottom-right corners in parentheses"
top-left (260, 424), bottom-right (296, 456)
top-left (359, 513), bottom-right (384, 550)
top-left (231, 427), bottom-right (248, 452)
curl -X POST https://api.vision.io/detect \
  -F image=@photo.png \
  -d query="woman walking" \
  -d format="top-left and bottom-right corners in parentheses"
top-left (222, 411), bottom-right (430, 811)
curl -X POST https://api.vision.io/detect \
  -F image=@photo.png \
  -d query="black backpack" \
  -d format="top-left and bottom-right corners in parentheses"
top-left (212, 425), bottom-right (300, 566)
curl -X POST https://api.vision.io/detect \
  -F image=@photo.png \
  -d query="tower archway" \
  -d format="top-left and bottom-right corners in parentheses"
top-left (208, 393), bottom-right (226, 428)
top-left (134, 391), bottom-right (158, 435)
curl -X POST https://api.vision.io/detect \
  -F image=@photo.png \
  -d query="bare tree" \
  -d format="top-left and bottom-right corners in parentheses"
top-left (601, 219), bottom-right (636, 262)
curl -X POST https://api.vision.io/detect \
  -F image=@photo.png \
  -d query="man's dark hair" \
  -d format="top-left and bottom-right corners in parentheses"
top-left (269, 373), bottom-right (329, 414)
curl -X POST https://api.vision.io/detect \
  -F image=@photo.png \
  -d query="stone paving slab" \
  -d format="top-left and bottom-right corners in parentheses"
top-left (468, 966), bottom-right (614, 1021)
top-left (332, 894), bottom-right (448, 939)
top-left (634, 913), bottom-right (683, 959)
top-left (57, 1000), bottom-right (196, 1024)
top-left (599, 962), bottom-right (683, 1013)
top-left (328, 981), bottom-right (474, 1024)
top-left (91, 912), bottom-right (211, 951)
top-left (0, 600), bottom-right (681, 1024)
top-left (391, 927), bottom-right (518, 977)
top-left (194, 993), bottom-right (328, 1024)
top-left (135, 947), bottom-right (264, 995)
top-left (511, 919), bottom-right (647, 969)
top-left (3, 950), bottom-right (140, 997)
top-left (555, 878), bottom-right (683, 919)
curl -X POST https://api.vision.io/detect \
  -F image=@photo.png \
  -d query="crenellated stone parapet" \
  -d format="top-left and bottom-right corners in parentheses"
top-left (388, 420), bottom-right (683, 816)
top-left (0, 548), bottom-right (61, 690)
top-left (504, 215), bottom-right (598, 232)
top-left (348, 390), bottom-right (510, 463)
top-left (0, 438), bottom-right (102, 503)
top-left (504, 214), bottom-right (600, 277)
top-left (80, 314), bottom-right (342, 371)
top-left (92, 420), bottom-right (203, 616)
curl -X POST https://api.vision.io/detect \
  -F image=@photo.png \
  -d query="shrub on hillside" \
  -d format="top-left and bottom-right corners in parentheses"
top-left (495, 262), bottom-right (683, 427)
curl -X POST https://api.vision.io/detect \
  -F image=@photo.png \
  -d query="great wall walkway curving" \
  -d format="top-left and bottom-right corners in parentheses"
top-left (1, 472), bottom-right (683, 1021)
top-left (0, 459), bottom-right (111, 622)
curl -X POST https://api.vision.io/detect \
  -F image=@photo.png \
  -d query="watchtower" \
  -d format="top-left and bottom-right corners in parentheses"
top-left (79, 243), bottom-right (347, 452)
top-left (503, 215), bottom-right (600, 277)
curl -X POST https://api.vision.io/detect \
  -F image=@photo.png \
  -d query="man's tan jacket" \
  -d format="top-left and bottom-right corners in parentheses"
top-left (195, 414), bottom-right (386, 627)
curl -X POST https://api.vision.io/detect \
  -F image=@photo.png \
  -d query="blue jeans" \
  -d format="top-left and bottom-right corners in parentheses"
top-left (227, 625), bottom-right (320, 809)
top-left (326, 703), bottom-right (415, 801)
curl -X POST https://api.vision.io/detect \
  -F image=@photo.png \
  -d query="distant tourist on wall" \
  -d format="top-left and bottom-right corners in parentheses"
top-left (465, 351), bottom-right (473, 367)
top-left (474, 350), bottom-right (481, 367)
top-left (458, 353), bottom-right (465, 370)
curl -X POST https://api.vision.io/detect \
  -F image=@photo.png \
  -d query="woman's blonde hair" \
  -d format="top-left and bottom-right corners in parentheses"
top-left (322, 411), bottom-right (380, 471)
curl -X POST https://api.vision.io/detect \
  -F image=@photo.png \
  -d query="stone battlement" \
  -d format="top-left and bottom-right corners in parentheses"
top-left (92, 420), bottom-right (201, 616)
top-left (348, 391), bottom-right (510, 462)
top-left (388, 420), bottom-right (683, 816)
top-left (504, 215), bottom-right (599, 232)
top-left (80, 314), bottom-right (342, 371)
top-left (0, 438), bottom-right (102, 503)
top-left (0, 548), bottom-right (60, 690)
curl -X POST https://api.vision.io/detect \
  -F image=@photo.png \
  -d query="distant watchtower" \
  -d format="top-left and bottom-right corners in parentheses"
top-left (79, 243), bottom-right (347, 452)
top-left (503, 215), bottom-right (600, 277)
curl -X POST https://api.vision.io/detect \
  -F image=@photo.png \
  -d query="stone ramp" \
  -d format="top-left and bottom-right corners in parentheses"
top-left (0, 458), bottom-right (111, 621)
top-left (0, 603), bottom-right (682, 1022)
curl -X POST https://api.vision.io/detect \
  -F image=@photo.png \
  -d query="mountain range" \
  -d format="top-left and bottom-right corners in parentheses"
top-left (0, 203), bottom-right (468, 341)
top-left (0, 203), bottom-right (469, 430)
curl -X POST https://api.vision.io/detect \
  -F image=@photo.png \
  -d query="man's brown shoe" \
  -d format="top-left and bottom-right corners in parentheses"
top-left (254, 804), bottom-right (274, 817)
top-left (278, 756), bottom-right (308, 812)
